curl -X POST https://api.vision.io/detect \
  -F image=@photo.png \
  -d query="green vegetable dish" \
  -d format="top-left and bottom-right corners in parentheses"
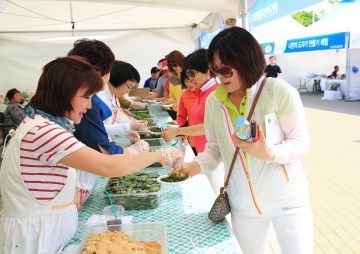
top-left (160, 172), bottom-right (189, 183)
top-left (105, 172), bottom-right (161, 210)
top-left (149, 126), bottom-right (162, 133)
top-left (134, 112), bottom-right (151, 120)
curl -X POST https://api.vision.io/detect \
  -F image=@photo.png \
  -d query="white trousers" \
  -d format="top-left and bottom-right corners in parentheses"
top-left (231, 206), bottom-right (314, 254)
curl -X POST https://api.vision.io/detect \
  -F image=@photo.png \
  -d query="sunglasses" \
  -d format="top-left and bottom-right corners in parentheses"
top-left (186, 69), bottom-right (199, 79)
top-left (168, 63), bottom-right (179, 68)
top-left (208, 65), bottom-right (234, 78)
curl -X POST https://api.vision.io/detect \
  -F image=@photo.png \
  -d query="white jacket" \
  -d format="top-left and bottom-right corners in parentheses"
top-left (194, 78), bottom-right (310, 217)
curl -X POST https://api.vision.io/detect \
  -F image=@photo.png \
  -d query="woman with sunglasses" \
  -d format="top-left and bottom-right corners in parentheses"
top-left (162, 49), bottom-right (218, 154)
top-left (0, 56), bottom-right (184, 253)
top-left (180, 27), bottom-right (313, 254)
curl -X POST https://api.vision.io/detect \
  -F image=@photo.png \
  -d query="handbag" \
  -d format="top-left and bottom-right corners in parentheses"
top-left (208, 78), bottom-right (266, 223)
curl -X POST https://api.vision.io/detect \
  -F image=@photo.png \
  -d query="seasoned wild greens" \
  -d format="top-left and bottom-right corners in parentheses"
top-left (149, 127), bottom-right (162, 133)
top-left (134, 113), bottom-right (151, 120)
top-left (160, 172), bottom-right (189, 183)
top-left (105, 172), bottom-right (161, 210)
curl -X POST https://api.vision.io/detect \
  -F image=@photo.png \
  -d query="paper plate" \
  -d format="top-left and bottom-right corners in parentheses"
top-left (157, 174), bottom-right (191, 186)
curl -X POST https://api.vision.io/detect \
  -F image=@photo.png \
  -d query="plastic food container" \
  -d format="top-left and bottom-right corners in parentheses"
top-left (104, 173), bottom-right (163, 210)
top-left (143, 138), bottom-right (166, 147)
top-left (78, 222), bottom-right (167, 254)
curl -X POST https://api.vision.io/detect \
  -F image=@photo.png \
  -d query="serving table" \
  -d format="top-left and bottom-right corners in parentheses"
top-left (64, 102), bottom-right (242, 253)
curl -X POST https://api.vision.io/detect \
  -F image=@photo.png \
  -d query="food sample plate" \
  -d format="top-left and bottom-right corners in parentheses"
top-left (157, 174), bottom-right (191, 186)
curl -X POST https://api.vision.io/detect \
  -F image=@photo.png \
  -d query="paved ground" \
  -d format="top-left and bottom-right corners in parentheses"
top-left (0, 93), bottom-right (359, 253)
top-left (267, 93), bottom-right (360, 254)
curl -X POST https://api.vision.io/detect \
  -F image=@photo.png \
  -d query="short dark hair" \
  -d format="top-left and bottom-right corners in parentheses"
top-left (269, 56), bottom-right (276, 60)
top-left (183, 48), bottom-right (214, 76)
top-left (28, 56), bottom-right (103, 117)
top-left (67, 38), bottom-right (115, 76)
top-left (180, 70), bottom-right (188, 89)
top-left (109, 60), bottom-right (140, 88)
top-left (151, 67), bottom-right (159, 74)
top-left (6, 88), bottom-right (20, 101)
top-left (166, 50), bottom-right (185, 72)
top-left (207, 27), bottom-right (266, 88)
top-left (334, 65), bottom-right (339, 69)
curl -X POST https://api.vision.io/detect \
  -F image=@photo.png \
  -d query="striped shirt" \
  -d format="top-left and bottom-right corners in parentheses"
top-left (20, 116), bottom-right (85, 201)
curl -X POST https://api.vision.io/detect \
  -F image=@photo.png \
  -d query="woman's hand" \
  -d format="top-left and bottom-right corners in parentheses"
top-left (125, 140), bottom-right (150, 155)
top-left (161, 127), bottom-right (179, 143)
top-left (231, 125), bottom-right (274, 161)
top-left (125, 131), bottom-right (140, 143)
top-left (130, 120), bottom-right (148, 134)
top-left (178, 162), bottom-right (201, 177)
top-left (159, 146), bottom-right (185, 170)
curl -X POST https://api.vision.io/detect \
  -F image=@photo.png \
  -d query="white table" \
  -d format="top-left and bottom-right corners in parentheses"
top-left (320, 79), bottom-right (346, 94)
top-left (0, 103), bottom-right (7, 113)
top-left (322, 90), bottom-right (343, 100)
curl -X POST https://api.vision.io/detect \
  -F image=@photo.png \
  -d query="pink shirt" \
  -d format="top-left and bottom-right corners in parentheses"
top-left (190, 78), bottom-right (218, 152)
top-left (177, 89), bottom-right (197, 147)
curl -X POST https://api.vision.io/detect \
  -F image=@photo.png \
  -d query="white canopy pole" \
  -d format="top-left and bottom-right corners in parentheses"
top-left (240, 0), bottom-right (249, 30)
top-left (345, 31), bottom-right (350, 101)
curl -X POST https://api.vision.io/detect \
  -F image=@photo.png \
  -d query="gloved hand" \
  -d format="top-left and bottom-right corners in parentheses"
top-left (159, 146), bottom-right (185, 170)
top-left (125, 140), bottom-right (150, 155)
top-left (130, 101), bottom-right (146, 109)
top-left (125, 131), bottom-right (140, 143)
top-left (130, 120), bottom-right (148, 134)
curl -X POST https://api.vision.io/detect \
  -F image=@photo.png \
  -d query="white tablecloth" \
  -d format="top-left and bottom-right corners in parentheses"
top-left (320, 79), bottom-right (346, 94)
top-left (322, 90), bottom-right (343, 100)
top-left (0, 103), bottom-right (7, 113)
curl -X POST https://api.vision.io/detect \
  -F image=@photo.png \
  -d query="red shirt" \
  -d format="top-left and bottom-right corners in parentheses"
top-left (177, 89), bottom-right (197, 147)
top-left (190, 78), bottom-right (218, 153)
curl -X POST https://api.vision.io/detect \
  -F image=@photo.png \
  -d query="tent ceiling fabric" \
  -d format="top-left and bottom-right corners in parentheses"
top-left (0, 0), bottom-right (255, 34)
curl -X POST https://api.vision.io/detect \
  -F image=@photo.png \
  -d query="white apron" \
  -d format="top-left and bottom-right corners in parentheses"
top-left (0, 116), bottom-right (78, 254)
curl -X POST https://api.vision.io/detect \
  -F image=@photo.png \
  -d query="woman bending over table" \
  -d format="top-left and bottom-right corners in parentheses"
top-left (0, 56), bottom-right (184, 254)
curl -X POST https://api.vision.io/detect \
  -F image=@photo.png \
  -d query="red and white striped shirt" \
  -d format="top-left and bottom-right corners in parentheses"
top-left (20, 116), bottom-right (85, 201)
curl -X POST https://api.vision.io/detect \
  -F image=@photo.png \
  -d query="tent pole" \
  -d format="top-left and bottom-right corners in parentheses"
top-left (345, 32), bottom-right (350, 101)
top-left (240, 0), bottom-right (249, 30)
top-left (69, 0), bottom-right (74, 36)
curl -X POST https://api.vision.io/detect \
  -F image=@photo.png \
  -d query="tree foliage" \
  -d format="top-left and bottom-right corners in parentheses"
top-left (291, 0), bottom-right (340, 27)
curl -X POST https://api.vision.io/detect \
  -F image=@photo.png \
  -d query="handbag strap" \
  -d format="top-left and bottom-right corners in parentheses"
top-left (223, 78), bottom-right (266, 189)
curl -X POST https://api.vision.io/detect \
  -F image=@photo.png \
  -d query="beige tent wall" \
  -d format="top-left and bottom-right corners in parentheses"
top-left (0, 29), bottom-right (196, 95)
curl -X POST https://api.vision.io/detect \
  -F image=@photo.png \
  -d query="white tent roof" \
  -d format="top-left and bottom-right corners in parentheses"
top-left (0, 0), bottom-right (256, 38)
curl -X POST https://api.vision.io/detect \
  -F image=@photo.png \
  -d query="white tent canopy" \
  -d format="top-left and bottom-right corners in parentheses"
top-left (0, 0), bottom-right (258, 95)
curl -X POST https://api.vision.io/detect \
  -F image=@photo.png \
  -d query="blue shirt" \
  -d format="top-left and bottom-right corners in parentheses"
top-left (74, 94), bottom-right (124, 154)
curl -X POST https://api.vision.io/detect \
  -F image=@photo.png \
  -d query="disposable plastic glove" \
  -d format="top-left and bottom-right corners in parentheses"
top-left (125, 140), bottom-right (150, 155)
top-left (130, 101), bottom-right (146, 109)
top-left (130, 120), bottom-right (148, 134)
top-left (159, 146), bottom-right (185, 170)
top-left (125, 131), bottom-right (140, 143)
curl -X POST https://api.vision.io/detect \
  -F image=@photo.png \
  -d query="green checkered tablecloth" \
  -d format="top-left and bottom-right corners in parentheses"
top-left (67, 167), bottom-right (241, 253)
top-left (66, 103), bottom-right (241, 253)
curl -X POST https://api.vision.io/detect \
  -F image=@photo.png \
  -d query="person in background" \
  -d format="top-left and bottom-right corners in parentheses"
top-left (68, 39), bottom-right (148, 206)
top-left (161, 49), bottom-right (218, 154)
top-left (147, 59), bottom-right (170, 100)
top-left (3, 88), bottom-right (26, 135)
top-left (175, 71), bottom-right (197, 155)
top-left (98, 60), bottom-right (148, 142)
top-left (143, 66), bottom-right (160, 91)
top-left (179, 27), bottom-right (313, 254)
top-left (328, 65), bottom-right (339, 79)
top-left (265, 55), bottom-right (282, 78)
top-left (0, 56), bottom-right (184, 253)
top-left (162, 50), bottom-right (185, 120)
